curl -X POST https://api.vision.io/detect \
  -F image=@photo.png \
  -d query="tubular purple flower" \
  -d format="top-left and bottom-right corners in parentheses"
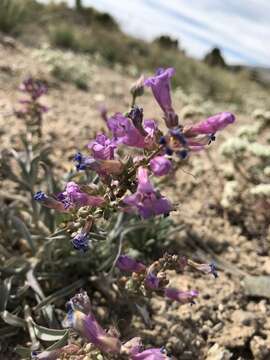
top-left (107, 113), bottom-right (158, 149)
top-left (122, 337), bottom-right (169, 359)
top-left (164, 288), bottom-right (198, 304)
top-left (59, 182), bottom-right (106, 209)
top-left (184, 112), bottom-right (235, 136)
top-left (150, 156), bottom-right (172, 176)
top-left (74, 152), bottom-right (123, 176)
top-left (88, 133), bottom-right (116, 160)
top-left (116, 255), bottom-right (146, 273)
top-left (132, 348), bottom-right (169, 360)
top-left (67, 293), bottom-right (121, 354)
top-left (34, 191), bottom-right (67, 212)
top-left (144, 68), bottom-right (175, 114)
top-left (123, 167), bottom-right (172, 219)
top-left (188, 259), bottom-right (218, 278)
top-left (145, 67), bottom-right (178, 128)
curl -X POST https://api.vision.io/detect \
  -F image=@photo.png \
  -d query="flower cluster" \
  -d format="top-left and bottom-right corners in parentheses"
top-left (33, 290), bottom-right (170, 359)
top-left (116, 254), bottom-right (217, 304)
top-left (15, 77), bottom-right (48, 138)
top-left (34, 67), bottom-right (235, 251)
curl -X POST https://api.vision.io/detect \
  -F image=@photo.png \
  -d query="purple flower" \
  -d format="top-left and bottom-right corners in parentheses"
top-left (123, 167), bottom-right (172, 219)
top-left (188, 260), bottom-right (218, 278)
top-left (132, 348), bottom-right (169, 360)
top-left (107, 113), bottom-right (157, 149)
top-left (145, 272), bottom-right (160, 290)
top-left (67, 292), bottom-right (121, 354)
top-left (164, 288), bottom-right (198, 304)
top-left (58, 182), bottom-right (105, 209)
top-left (185, 112), bottom-right (235, 136)
top-left (19, 77), bottom-right (48, 100)
top-left (145, 68), bottom-right (178, 128)
top-left (150, 156), bottom-right (172, 176)
top-left (183, 112), bottom-right (235, 151)
top-left (116, 255), bottom-right (146, 273)
top-left (34, 191), bottom-right (67, 212)
top-left (88, 133), bottom-right (116, 160)
top-left (71, 231), bottom-right (90, 252)
top-left (74, 152), bottom-right (123, 175)
top-left (122, 337), bottom-right (169, 359)
top-left (74, 152), bottom-right (98, 171)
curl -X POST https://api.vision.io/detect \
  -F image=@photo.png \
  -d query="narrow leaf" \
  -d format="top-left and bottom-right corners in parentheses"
top-left (11, 216), bottom-right (36, 253)
top-left (0, 277), bottom-right (13, 311)
top-left (0, 310), bottom-right (26, 328)
top-left (32, 321), bottom-right (68, 341)
top-left (46, 330), bottom-right (69, 351)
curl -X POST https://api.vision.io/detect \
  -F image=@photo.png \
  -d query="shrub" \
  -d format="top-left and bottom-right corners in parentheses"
top-left (0, 0), bottom-right (28, 35)
top-left (49, 23), bottom-right (78, 50)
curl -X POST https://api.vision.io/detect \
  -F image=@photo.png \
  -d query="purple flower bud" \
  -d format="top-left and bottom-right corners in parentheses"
top-left (145, 272), bottom-right (160, 290)
top-left (188, 260), bottom-right (218, 278)
top-left (164, 288), bottom-right (198, 304)
top-left (34, 191), bottom-right (47, 201)
top-left (34, 191), bottom-right (67, 212)
top-left (74, 152), bottom-right (98, 171)
top-left (116, 255), bottom-right (146, 273)
top-left (130, 75), bottom-right (145, 99)
top-left (128, 106), bottom-right (147, 136)
top-left (71, 231), bottom-right (90, 252)
top-left (150, 156), bottom-right (172, 176)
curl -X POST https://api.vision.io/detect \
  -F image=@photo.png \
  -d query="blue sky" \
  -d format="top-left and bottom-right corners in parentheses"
top-left (40, 0), bottom-right (270, 66)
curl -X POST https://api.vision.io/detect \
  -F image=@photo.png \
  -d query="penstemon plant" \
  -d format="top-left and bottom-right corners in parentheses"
top-left (1, 67), bottom-right (235, 360)
top-left (29, 67), bottom-right (235, 359)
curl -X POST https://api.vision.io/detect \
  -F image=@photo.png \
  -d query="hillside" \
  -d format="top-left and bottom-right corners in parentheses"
top-left (0, 0), bottom-right (269, 111)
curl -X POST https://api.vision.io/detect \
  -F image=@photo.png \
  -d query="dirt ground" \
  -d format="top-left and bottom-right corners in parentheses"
top-left (1, 37), bottom-right (270, 360)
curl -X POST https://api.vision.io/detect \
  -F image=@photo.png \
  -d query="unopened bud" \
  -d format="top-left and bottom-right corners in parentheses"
top-left (130, 75), bottom-right (144, 99)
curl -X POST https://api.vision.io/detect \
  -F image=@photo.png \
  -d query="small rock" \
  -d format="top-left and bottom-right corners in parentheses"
top-left (243, 276), bottom-right (270, 299)
top-left (206, 343), bottom-right (232, 360)
top-left (250, 336), bottom-right (270, 360)
top-left (211, 324), bottom-right (255, 348)
top-left (231, 309), bottom-right (258, 327)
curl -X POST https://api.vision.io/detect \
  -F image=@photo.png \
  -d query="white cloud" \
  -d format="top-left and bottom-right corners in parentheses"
top-left (39, 0), bottom-right (270, 66)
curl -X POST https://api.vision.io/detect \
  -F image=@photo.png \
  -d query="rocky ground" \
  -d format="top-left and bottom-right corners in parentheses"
top-left (1, 36), bottom-right (270, 360)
